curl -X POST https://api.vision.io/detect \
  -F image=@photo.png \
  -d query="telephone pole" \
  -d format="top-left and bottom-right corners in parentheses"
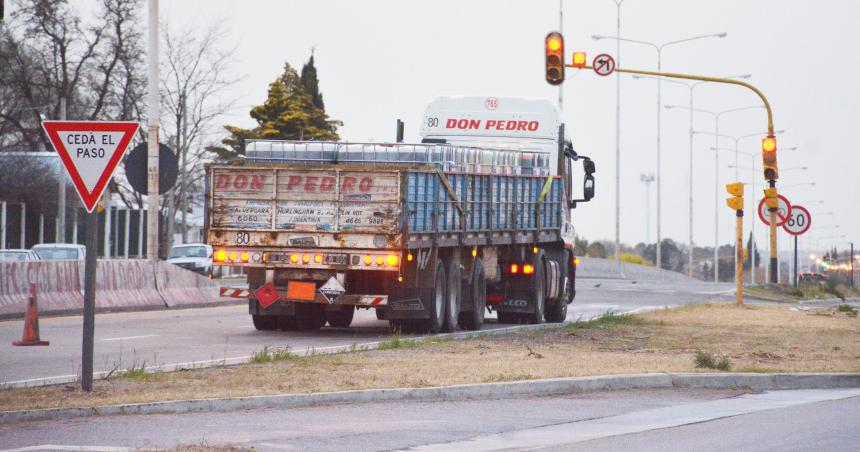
top-left (146, 0), bottom-right (160, 260)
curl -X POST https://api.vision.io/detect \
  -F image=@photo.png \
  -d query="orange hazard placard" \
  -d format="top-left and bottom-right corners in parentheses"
top-left (286, 281), bottom-right (316, 301)
top-left (255, 283), bottom-right (279, 309)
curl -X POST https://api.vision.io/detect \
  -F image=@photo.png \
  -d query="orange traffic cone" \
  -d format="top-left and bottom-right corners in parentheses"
top-left (13, 283), bottom-right (49, 346)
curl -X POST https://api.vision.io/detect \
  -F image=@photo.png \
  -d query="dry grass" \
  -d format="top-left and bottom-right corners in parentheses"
top-left (1, 303), bottom-right (858, 412)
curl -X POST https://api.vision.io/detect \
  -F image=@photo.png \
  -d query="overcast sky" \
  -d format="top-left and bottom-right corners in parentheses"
top-left (70, 0), bottom-right (859, 252)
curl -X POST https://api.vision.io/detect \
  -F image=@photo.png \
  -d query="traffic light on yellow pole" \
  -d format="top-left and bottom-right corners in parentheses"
top-left (763, 187), bottom-right (779, 209)
top-left (725, 182), bottom-right (744, 211)
top-left (545, 32), bottom-right (565, 85)
top-left (725, 182), bottom-right (745, 305)
top-left (762, 135), bottom-right (778, 181)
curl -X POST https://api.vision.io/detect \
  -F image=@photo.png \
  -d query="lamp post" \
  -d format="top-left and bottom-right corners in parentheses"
top-left (667, 104), bottom-right (766, 282)
top-left (633, 73), bottom-right (751, 278)
top-left (592, 32), bottom-right (727, 273)
top-left (596, 0), bottom-right (627, 272)
top-left (640, 173), bottom-right (655, 243)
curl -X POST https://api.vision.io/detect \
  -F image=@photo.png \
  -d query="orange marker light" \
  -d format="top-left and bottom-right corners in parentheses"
top-left (376, 256), bottom-right (385, 266)
top-left (228, 251), bottom-right (237, 262)
top-left (387, 255), bottom-right (399, 266)
top-left (364, 255), bottom-right (373, 265)
top-left (290, 253), bottom-right (300, 264)
top-left (314, 254), bottom-right (323, 263)
top-left (302, 254), bottom-right (311, 264)
top-left (573, 257), bottom-right (580, 266)
top-left (510, 264), bottom-right (519, 274)
top-left (523, 264), bottom-right (535, 275)
top-left (240, 252), bottom-right (250, 263)
top-left (471, 248), bottom-right (477, 257)
top-left (407, 253), bottom-right (413, 262)
top-left (214, 250), bottom-right (227, 262)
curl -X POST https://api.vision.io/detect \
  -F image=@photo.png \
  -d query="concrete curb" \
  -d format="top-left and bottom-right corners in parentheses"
top-left (2, 372), bottom-right (858, 424)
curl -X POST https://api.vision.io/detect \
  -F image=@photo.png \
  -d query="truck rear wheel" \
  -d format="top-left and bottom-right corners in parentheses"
top-left (525, 251), bottom-right (546, 324)
top-left (295, 303), bottom-right (327, 330)
top-left (278, 315), bottom-right (298, 331)
top-left (442, 258), bottom-right (461, 333)
top-left (545, 252), bottom-right (571, 323)
top-left (252, 314), bottom-right (278, 331)
top-left (418, 260), bottom-right (446, 334)
top-left (459, 259), bottom-right (486, 330)
top-left (326, 306), bottom-right (355, 328)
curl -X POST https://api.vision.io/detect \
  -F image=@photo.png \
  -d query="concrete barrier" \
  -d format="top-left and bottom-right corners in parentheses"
top-left (577, 257), bottom-right (696, 282)
top-left (95, 259), bottom-right (166, 310)
top-left (155, 261), bottom-right (220, 307)
top-left (0, 261), bottom-right (84, 316)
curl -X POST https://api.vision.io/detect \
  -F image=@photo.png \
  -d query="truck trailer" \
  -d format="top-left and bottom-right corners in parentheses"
top-left (205, 96), bottom-right (595, 333)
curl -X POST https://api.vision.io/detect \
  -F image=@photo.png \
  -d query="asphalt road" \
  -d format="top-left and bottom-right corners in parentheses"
top-left (1, 388), bottom-right (858, 450)
top-left (0, 277), bottom-right (734, 386)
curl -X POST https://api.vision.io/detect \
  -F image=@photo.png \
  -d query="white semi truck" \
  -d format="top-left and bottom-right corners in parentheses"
top-left (205, 96), bottom-right (595, 332)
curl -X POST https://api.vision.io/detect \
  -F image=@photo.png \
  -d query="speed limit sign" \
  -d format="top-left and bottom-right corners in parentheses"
top-left (783, 205), bottom-right (811, 236)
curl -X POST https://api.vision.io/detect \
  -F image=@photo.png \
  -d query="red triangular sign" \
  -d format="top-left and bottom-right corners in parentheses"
top-left (41, 121), bottom-right (140, 213)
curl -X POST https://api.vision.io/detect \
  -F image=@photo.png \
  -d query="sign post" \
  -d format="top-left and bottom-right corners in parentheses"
top-left (41, 120), bottom-right (140, 391)
top-left (782, 205), bottom-right (811, 287)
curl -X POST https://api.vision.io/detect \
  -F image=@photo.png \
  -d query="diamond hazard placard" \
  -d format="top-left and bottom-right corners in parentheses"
top-left (41, 121), bottom-right (140, 213)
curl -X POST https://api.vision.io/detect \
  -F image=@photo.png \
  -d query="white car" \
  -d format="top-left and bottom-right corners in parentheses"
top-left (31, 244), bottom-right (86, 261)
top-left (167, 243), bottom-right (213, 276)
top-left (0, 249), bottom-right (41, 262)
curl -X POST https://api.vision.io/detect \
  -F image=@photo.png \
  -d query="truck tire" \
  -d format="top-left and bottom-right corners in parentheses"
top-left (458, 259), bottom-right (486, 330)
top-left (545, 252), bottom-right (571, 323)
top-left (525, 251), bottom-right (546, 324)
top-left (375, 308), bottom-right (386, 320)
top-left (442, 258), bottom-right (461, 333)
top-left (326, 305), bottom-right (355, 328)
top-left (252, 314), bottom-right (278, 331)
top-left (295, 303), bottom-right (327, 330)
top-left (418, 260), bottom-right (446, 334)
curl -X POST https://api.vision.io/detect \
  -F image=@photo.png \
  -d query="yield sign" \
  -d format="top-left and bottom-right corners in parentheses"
top-left (41, 121), bottom-right (140, 213)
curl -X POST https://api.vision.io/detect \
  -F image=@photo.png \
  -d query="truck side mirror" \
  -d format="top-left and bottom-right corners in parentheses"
top-left (583, 175), bottom-right (595, 201)
top-left (583, 159), bottom-right (595, 175)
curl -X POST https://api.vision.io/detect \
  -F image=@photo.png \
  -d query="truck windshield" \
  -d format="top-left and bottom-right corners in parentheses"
top-left (169, 246), bottom-right (208, 259)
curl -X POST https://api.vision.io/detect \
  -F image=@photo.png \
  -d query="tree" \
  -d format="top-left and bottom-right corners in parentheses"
top-left (586, 241), bottom-right (607, 259)
top-left (0, 0), bottom-right (144, 151)
top-left (212, 58), bottom-right (342, 161)
top-left (300, 53), bottom-right (324, 110)
top-left (157, 19), bottom-right (239, 243)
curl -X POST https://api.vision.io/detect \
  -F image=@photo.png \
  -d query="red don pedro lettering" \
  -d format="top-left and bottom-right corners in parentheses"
top-left (214, 174), bottom-right (266, 191)
top-left (445, 118), bottom-right (539, 132)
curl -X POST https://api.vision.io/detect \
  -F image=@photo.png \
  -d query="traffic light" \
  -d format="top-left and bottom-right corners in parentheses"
top-left (545, 32), bottom-right (565, 85)
top-left (762, 135), bottom-right (778, 181)
top-left (763, 187), bottom-right (778, 209)
top-left (572, 52), bottom-right (587, 68)
top-left (725, 182), bottom-right (744, 210)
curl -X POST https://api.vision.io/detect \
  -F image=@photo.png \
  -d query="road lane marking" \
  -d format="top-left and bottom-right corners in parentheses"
top-left (101, 334), bottom-right (159, 342)
top-left (408, 388), bottom-right (860, 451)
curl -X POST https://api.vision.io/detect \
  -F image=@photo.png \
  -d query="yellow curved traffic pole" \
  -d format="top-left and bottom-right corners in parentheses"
top-left (571, 65), bottom-right (774, 135)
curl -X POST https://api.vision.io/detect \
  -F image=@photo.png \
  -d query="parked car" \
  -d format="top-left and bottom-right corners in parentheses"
top-left (798, 272), bottom-right (827, 285)
top-left (167, 243), bottom-right (213, 276)
top-left (31, 243), bottom-right (86, 261)
top-left (0, 249), bottom-right (41, 262)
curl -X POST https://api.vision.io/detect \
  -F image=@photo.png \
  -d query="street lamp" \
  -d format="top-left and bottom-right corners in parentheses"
top-left (595, 0), bottom-right (627, 273)
top-left (633, 73), bottom-right (750, 278)
top-left (593, 32), bottom-right (727, 273)
top-left (640, 173), bottom-right (655, 243)
top-left (668, 104), bottom-right (768, 282)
